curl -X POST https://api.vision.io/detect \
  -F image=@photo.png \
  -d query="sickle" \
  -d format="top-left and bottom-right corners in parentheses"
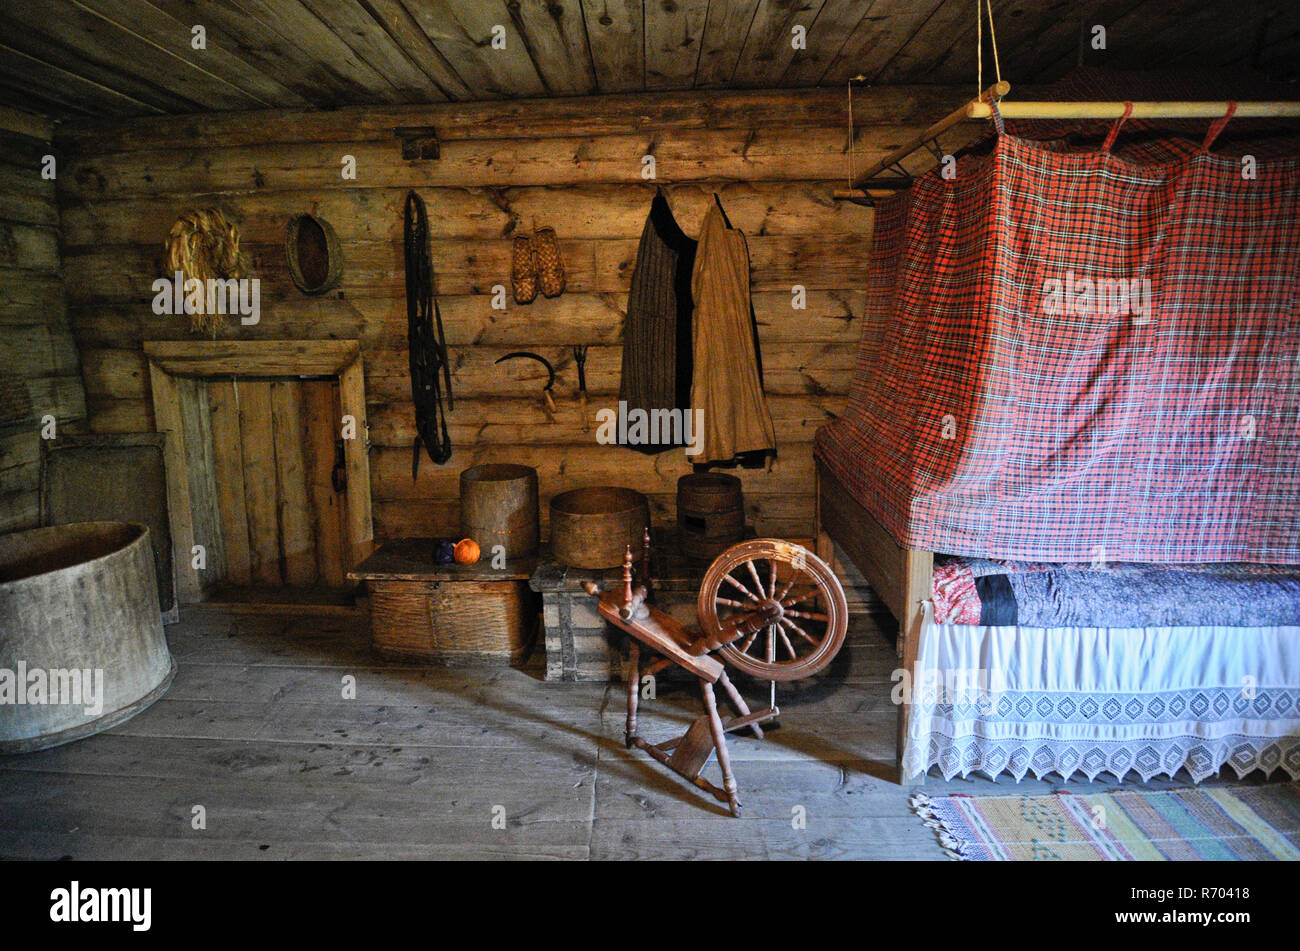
top-left (495, 351), bottom-right (557, 415)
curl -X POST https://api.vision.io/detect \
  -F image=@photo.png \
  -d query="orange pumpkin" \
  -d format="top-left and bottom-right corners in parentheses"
top-left (453, 538), bottom-right (481, 564)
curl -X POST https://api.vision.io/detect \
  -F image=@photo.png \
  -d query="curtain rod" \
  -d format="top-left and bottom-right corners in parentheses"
top-left (835, 90), bottom-right (1300, 202)
top-left (968, 100), bottom-right (1300, 119)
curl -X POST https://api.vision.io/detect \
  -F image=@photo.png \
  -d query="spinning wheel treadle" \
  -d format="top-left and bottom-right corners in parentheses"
top-left (582, 534), bottom-right (849, 817)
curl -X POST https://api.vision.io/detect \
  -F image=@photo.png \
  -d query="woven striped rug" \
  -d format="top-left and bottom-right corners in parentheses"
top-left (911, 785), bottom-right (1300, 860)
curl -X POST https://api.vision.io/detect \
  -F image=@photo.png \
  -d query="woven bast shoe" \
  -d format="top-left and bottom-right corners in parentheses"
top-left (532, 227), bottom-right (566, 298)
top-left (511, 233), bottom-right (538, 304)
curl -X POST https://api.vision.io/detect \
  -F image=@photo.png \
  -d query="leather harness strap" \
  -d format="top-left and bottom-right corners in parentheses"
top-left (404, 191), bottom-right (453, 475)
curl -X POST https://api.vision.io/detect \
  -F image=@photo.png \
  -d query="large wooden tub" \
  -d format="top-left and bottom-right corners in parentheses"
top-left (0, 522), bottom-right (176, 754)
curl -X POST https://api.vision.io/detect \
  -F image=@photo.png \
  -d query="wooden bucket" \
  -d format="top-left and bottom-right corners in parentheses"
top-left (460, 463), bottom-right (539, 559)
top-left (549, 487), bottom-right (650, 569)
top-left (677, 472), bottom-right (745, 563)
top-left (0, 522), bottom-right (176, 754)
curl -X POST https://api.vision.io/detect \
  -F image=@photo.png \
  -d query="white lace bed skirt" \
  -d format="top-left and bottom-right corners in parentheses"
top-left (902, 603), bottom-right (1300, 783)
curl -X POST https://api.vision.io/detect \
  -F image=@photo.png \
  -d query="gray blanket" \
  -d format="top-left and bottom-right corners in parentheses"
top-left (952, 558), bottom-right (1300, 628)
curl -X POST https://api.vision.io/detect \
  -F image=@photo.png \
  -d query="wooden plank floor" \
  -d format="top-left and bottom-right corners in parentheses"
top-left (0, 606), bottom-right (1270, 860)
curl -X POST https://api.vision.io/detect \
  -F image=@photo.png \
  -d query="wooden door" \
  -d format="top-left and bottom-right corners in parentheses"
top-left (207, 376), bottom-right (350, 590)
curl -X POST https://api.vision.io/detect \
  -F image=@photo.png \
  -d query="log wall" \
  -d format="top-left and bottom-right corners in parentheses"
top-left (0, 106), bottom-right (86, 532)
top-left (54, 87), bottom-right (965, 549)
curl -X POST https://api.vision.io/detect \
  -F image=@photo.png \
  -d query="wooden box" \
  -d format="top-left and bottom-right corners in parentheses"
top-left (349, 539), bottom-right (539, 666)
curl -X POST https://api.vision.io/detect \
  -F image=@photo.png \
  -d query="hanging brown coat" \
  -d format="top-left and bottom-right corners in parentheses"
top-left (689, 198), bottom-right (777, 467)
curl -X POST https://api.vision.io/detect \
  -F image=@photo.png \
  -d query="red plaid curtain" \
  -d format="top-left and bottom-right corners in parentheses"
top-left (816, 132), bottom-right (1300, 564)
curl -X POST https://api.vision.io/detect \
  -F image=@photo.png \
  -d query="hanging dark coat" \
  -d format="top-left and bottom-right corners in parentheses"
top-left (618, 189), bottom-right (697, 453)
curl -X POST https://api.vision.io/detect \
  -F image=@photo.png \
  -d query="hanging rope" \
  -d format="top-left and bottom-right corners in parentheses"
top-left (404, 190), bottom-right (453, 475)
top-left (977, 0), bottom-right (1003, 97)
top-left (986, 0), bottom-right (1002, 88)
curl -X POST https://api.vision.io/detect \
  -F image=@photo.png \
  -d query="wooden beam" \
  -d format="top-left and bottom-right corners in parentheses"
top-left (143, 340), bottom-right (360, 377)
top-left (337, 354), bottom-right (373, 569)
top-left (147, 359), bottom-right (198, 603)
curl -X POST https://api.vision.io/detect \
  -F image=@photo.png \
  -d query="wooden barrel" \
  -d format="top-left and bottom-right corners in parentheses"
top-left (677, 472), bottom-right (745, 563)
top-left (460, 463), bottom-right (539, 559)
top-left (549, 487), bottom-right (650, 569)
top-left (0, 522), bottom-right (176, 754)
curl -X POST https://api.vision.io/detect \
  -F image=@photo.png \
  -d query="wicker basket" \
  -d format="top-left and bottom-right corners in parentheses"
top-left (369, 579), bottom-right (537, 665)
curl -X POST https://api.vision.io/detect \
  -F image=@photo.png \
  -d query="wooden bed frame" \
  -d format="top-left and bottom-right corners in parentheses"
top-left (814, 457), bottom-right (933, 779)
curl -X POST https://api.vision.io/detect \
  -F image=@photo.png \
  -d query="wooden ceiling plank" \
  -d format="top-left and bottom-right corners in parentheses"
top-left (0, 15), bottom-right (200, 114)
top-left (403, 0), bottom-right (547, 99)
top-left (0, 44), bottom-right (165, 117)
top-left (695, 0), bottom-right (761, 87)
top-left (1015, 0), bottom-right (1148, 82)
top-left (1186, 13), bottom-right (1272, 72)
top-left (0, 79), bottom-right (100, 121)
top-left (918, 0), bottom-right (1066, 87)
top-left (1101, 0), bottom-right (1238, 66)
top-left (365, 0), bottom-right (473, 99)
top-left (820, 0), bottom-right (943, 85)
top-left (1105, 0), bottom-right (1294, 78)
top-left (293, 0), bottom-right (448, 101)
top-left (644, 0), bottom-right (709, 91)
top-left (226, 0), bottom-right (408, 102)
top-left (146, 0), bottom-right (399, 106)
top-left (1256, 12), bottom-right (1300, 53)
top-left (873, 0), bottom-right (985, 84)
top-left (0, 105), bottom-right (55, 142)
top-left (76, 0), bottom-right (311, 109)
top-left (0, 2), bottom-right (231, 113)
top-left (508, 0), bottom-right (599, 96)
top-left (146, 0), bottom-right (360, 107)
top-left (779, 1), bottom-right (879, 87)
top-left (581, 0), bottom-right (647, 93)
top-left (1253, 20), bottom-right (1300, 81)
top-left (731, 0), bottom-right (828, 89)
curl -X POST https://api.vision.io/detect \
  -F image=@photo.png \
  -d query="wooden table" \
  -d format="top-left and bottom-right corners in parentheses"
top-left (349, 538), bottom-right (539, 665)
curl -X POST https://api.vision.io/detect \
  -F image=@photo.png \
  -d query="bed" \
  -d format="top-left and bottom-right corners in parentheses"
top-left (814, 78), bottom-right (1300, 783)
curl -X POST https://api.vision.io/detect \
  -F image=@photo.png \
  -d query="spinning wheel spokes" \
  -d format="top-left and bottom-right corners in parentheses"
top-left (722, 573), bottom-right (761, 603)
top-left (698, 539), bottom-right (849, 682)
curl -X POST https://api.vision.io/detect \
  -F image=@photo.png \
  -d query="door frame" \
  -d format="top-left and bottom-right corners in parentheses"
top-left (143, 340), bottom-right (373, 603)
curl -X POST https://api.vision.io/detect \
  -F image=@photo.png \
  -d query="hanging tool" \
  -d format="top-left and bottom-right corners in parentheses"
top-left (572, 344), bottom-right (589, 431)
top-left (404, 191), bottom-right (453, 476)
top-left (494, 351), bottom-right (557, 420)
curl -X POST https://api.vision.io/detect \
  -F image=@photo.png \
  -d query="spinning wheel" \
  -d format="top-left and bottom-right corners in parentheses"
top-left (583, 534), bottom-right (849, 816)
top-left (699, 539), bottom-right (849, 682)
